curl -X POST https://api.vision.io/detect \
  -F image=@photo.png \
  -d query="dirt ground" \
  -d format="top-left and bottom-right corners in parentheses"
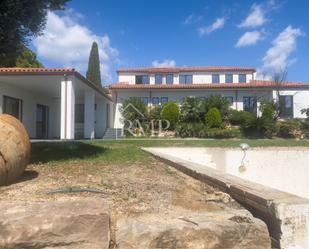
top-left (0, 157), bottom-right (240, 216)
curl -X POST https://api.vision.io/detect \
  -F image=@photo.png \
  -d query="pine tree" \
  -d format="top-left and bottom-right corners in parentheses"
top-left (86, 42), bottom-right (101, 87)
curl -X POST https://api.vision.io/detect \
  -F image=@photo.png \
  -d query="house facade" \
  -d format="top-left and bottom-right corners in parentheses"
top-left (1, 66), bottom-right (309, 139)
top-left (0, 68), bottom-right (113, 140)
top-left (110, 66), bottom-right (309, 129)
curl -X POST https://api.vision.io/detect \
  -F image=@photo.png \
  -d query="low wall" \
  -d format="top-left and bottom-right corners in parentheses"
top-left (143, 147), bottom-right (309, 249)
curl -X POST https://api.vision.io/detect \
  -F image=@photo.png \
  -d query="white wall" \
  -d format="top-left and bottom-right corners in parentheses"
top-left (0, 82), bottom-right (60, 139)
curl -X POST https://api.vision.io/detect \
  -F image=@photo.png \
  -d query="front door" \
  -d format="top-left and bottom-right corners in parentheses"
top-left (36, 104), bottom-right (49, 139)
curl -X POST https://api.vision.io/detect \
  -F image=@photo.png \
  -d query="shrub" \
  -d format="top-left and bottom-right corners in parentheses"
top-left (301, 120), bottom-right (309, 138)
top-left (205, 108), bottom-right (222, 128)
top-left (199, 127), bottom-right (241, 138)
top-left (228, 110), bottom-right (255, 126)
top-left (148, 105), bottom-right (163, 120)
top-left (277, 120), bottom-right (302, 138)
top-left (240, 102), bottom-right (277, 138)
top-left (301, 108), bottom-right (309, 119)
top-left (260, 102), bottom-right (277, 137)
top-left (200, 96), bottom-right (230, 120)
top-left (175, 122), bottom-right (204, 138)
top-left (179, 97), bottom-right (202, 123)
top-left (161, 102), bottom-right (180, 130)
top-left (121, 97), bottom-right (147, 121)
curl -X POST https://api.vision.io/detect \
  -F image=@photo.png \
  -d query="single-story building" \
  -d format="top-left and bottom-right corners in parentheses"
top-left (0, 68), bottom-right (113, 140)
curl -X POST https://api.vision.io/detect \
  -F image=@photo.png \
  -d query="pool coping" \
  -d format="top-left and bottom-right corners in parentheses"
top-left (142, 147), bottom-right (309, 249)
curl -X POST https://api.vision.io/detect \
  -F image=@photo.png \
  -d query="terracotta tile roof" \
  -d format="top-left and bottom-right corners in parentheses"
top-left (0, 67), bottom-right (111, 100)
top-left (117, 66), bottom-right (256, 74)
top-left (109, 80), bottom-right (309, 90)
top-left (0, 67), bottom-right (75, 74)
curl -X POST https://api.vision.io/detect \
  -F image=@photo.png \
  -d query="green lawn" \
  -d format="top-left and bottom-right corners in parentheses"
top-left (30, 138), bottom-right (309, 165)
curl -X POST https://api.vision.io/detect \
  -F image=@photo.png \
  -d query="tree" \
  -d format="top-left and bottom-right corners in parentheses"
top-left (0, 0), bottom-right (69, 66)
top-left (272, 68), bottom-right (288, 119)
top-left (179, 97), bottom-right (201, 123)
top-left (161, 102), bottom-right (180, 130)
top-left (205, 108), bottom-right (222, 128)
top-left (86, 42), bottom-right (101, 87)
top-left (15, 45), bottom-right (44, 68)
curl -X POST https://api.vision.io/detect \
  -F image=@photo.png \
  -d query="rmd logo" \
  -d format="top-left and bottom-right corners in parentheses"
top-left (121, 103), bottom-right (170, 137)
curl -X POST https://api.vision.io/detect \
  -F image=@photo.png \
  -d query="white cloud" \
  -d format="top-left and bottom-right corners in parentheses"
top-left (238, 4), bottom-right (267, 28)
top-left (236, 31), bottom-right (264, 47)
top-left (260, 25), bottom-right (304, 75)
top-left (238, 1), bottom-right (278, 29)
top-left (152, 59), bottom-right (176, 68)
top-left (183, 13), bottom-right (202, 25)
top-left (33, 11), bottom-right (119, 83)
top-left (198, 17), bottom-right (225, 36)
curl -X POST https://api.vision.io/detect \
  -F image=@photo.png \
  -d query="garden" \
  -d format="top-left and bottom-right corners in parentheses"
top-left (121, 96), bottom-right (309, 139)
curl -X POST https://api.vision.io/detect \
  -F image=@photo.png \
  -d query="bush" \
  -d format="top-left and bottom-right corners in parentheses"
top-left (200, 96), bottom-right (230, 120)
top-left (240, 102), bottom-right (277, 138)
top-left (228, 110), bottom-right (255, 126)
top-left (205, 108), bottom-right (222, 128)
top-left (277, 120), bottom-right (302, 138)
top-left (175, 122), bottom-right (204, 138)
top-left (121, 97), bottom-right (148, 121)
top-left (199, 127), bottom-right (241, 138)
top-left (301, 108), bottom-right (309, 119)
top-left (301, 120), bottom-right (309, 138)
top-left (179, 97), bottom-right (201, 123)
top-left (161, 102), bottom-right (180, 130)
top-left (148, 105), bottom-right (163, 120)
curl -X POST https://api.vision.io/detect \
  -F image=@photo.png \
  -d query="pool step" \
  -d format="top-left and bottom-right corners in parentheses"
top-left (103, 128), bottom-right (124, 140)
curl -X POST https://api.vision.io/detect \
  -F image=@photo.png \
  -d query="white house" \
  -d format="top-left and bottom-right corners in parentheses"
top-left (1, 66), bottom-right (309, 139)
top-left (0, 68), bottom-right (113, 140)
top-left (110, 66), bottom-right (309, 129)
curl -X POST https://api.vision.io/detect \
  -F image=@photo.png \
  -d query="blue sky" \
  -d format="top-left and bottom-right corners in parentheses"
top-left (32, 0), bottom-right (309, 84)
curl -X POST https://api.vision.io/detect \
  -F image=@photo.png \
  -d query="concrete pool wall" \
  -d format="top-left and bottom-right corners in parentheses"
top-left (143, 147), bottom-right (309, 249)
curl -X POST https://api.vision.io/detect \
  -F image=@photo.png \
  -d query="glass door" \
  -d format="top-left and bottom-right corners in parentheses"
top-left (3, 96), bottom-right (22, 120)
top-left (36, 104), bottom-right (49, 139)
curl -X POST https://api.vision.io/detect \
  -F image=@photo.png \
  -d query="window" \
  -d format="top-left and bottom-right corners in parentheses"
top-left (243, 97), bottom-right (256, 113)
top-left (224, 97), bottom-right (234, 106)
top-left (212, 74), bottom-right (220, 84)
top-left (140, 97), bottom-right (149, 105)
top-left (161, 97), bottom-right (168, 104)
top-left (166, 74), bottom-right (174, 85)
top-left (75, 104), bottom-right (84, 123)
top-left (152, 97), bottom-right (160, 105)
top-left (179, 74), bottom-right (193, 84)
top-left (155, 74), bottom-right (162, 84)
top-left (3, 96), bottom-right (22, 120)
top-left (279, 95), bottom-right (293, 118)
top-left (136, 75), bottom-right (149, 84)
top-left (225, 74), bottom-right (233, 83)
top-left (239, 74), bottom-right (246, 83)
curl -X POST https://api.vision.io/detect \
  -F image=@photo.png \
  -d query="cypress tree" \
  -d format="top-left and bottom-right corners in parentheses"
top-left (86, 42), bottom-right (101, 87)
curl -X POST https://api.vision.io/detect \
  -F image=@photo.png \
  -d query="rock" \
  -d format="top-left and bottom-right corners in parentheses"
top-left (0, 198), bottom-right (110, 249)
top-left (116, 209), bottom-right (271, 249)
top-left (0, 114), bottom-right (31, 186)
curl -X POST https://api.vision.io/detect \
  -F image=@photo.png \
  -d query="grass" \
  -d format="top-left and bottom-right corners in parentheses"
top-left (30, 138), bottom-right (309, 165)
